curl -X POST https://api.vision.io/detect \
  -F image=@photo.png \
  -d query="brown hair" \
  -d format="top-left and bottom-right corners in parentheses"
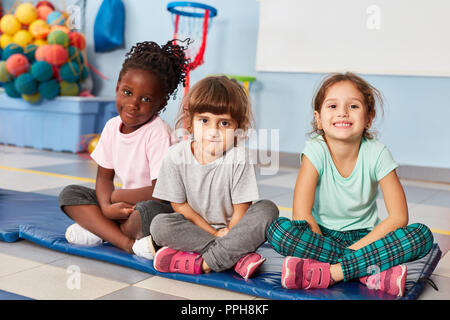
top-left (311, 72), bottom-right (384, 139)
top-left (175, 75), bottom-right (254, 133)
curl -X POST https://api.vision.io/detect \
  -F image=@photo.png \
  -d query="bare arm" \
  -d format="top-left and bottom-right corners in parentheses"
top-left (228, 202), bottom-right (251, 229)
top-left (171, 202), bottom-right (219, 236)
top-left (347, 170), bottom-right (408, 251)
top-left (292, 155), bottom-right (322, 235)
top-left (110, 179), bottom-right (157, 204)
top-left (96, 166), bottom-right (133, 220)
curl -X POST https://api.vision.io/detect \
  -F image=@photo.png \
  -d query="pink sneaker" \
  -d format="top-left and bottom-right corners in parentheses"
top-left (281, 256), bottom-right (332, 290)
top-left (234, 253), bottom-right (266, 280)
top-left (360, 264), bottom-right (407, 297)
top-left (153, 247), bottom-right (203, 275)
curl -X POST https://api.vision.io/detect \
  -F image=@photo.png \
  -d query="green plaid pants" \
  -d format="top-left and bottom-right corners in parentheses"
top-left (266, 217), bottom-right (433, 281)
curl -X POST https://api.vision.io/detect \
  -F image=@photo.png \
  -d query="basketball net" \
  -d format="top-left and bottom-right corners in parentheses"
top-left (171, 9), bottom-right (211, 96)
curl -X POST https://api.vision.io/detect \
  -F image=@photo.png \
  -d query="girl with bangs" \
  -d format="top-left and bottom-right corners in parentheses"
top-left (144, 75), bottom-right (279, 279)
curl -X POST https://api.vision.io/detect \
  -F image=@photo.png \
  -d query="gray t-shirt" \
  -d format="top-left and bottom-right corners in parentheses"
top-left (153, 139), bottom-right (260, 229)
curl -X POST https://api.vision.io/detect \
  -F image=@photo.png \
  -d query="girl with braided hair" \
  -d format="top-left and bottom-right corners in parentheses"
top-left (58, 40), bottom-right (189, 259)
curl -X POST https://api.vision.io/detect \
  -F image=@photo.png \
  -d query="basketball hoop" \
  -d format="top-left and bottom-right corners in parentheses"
top-left (167, 1), bottom-right (218, 95)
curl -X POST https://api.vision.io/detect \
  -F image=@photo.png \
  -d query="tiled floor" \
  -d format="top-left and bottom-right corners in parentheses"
top-left (0, 144), bottom-right (449, 300)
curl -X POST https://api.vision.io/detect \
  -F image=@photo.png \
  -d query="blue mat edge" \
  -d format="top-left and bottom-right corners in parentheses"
top-left (18, 225), bottom-right (319, 300)
top-left (0, 289), bottom-right (33, 300)
top-left (19, 225), bottom-right (407, 300)
top-left (402, 243), bottom-right (442, 300)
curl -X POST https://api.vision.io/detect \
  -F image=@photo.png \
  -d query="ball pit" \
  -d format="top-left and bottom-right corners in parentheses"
top-left (0, 1), bottom-right (90, 103)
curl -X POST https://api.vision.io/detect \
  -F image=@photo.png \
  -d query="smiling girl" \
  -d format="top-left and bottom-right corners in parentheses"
top-left (58, 41), bottom-right (189, 258)
top-left (266, 72), bottom-right (433, 296)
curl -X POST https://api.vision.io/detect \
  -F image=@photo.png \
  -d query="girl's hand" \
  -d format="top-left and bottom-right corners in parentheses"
top-left (214, 228), bottom-right (230, 237)
top-left (103, 202), bottom-right (134, 219)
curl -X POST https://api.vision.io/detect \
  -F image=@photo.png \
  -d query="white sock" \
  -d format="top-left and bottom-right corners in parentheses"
top-left (65, 223), bottom-right (103, 246)
top-left (132, 236), bottom-right (156, 259)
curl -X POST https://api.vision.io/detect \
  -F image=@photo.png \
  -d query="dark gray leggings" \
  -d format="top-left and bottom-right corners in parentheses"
top-left (150, 200), bottom-right (279, 272)
top-left (58, 184), bottom-right (172, 236)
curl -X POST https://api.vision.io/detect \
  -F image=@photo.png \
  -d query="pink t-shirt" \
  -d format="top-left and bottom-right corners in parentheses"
top-left (91, 115), bottom-right (174, 189)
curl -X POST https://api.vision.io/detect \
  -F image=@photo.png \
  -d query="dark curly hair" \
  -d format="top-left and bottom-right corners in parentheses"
top-left (118, 40), bottom-right (190, 114)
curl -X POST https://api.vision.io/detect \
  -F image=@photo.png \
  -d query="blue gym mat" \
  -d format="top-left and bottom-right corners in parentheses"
top-left (0, 189), bottom-right (61, 242)
top-left (0, 289), bottom-right (33, 300)
top-left (0, 189), bottom-right (442, 300)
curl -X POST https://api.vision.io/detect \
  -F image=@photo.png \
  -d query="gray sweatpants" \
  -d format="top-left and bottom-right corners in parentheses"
top-left (58, 184), bottom-right (171, 237)
top-left (150, 200), bottom-right (279, 272)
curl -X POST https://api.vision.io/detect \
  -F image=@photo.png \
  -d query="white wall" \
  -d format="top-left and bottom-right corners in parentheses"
top-left (78, 1), bottom-right (450, 169)
top-left (256, 0), bottom-right (450, 77)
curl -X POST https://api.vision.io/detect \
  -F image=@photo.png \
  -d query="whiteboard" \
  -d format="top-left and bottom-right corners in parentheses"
top-left (256, 0), bottom-right (450, 77)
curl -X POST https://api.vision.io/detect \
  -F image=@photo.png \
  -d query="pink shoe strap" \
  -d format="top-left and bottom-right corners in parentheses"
top-left (303, 261), bottom-right (331, 289)
top-left (169, 251), bottom-right (203, 274)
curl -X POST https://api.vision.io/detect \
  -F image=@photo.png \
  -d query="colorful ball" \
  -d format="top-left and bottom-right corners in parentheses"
top-left (0, 14), bottom-right (22, 35)
top-left (12, 30), bottom-right (33, 47)
top-left (36, 5), bottom-right (53, 21)
top-left (3, 81), bottom-right (21, 98)
top-left (0, 61), bottom-right (13, 82)
top-left (46, 44), bottom-right (68, 66)
top-left (34, 39), bottom-right (48, 46)
top-left (67, 46), bottom-right (84, 64)
top-left (88, 135), bottom-right (100, 154)
top-left (6, 53), bottom-right (29, 77)
top-left (24, 44), bottom-right (38, 63)
top-left (46, 11), bottom-right (65, 26)
top-left (22, 92), bottom-right (41, 104)
top-left (15, 3), bottom-right (38, 25)
top-left (60, 61), bottom-right (81, 82)
top-left (35, 44), bottom-right (50, 61)
top-left (0, 34), bottom-right (13, 49)
top-left (36, 1), bottom-right (55, 10)
top-left (31, 61), bottom-right (53, 82)
top-left (15, 73), bottom-right (37, 94)
top-left (50, 25), bottom-right (69, 34)
top-left (38, 79), bottom-right (59, 99)
top-left (60, 80), bottom-right (80, 96)
top-left (29, 19), bottom-right (50, 39)
top-left (2, 43), bottom-right (24, 60)
top-left (68, 32), bottom-right (86, 50)
top-left (48, 30), bottom-right (69, 47)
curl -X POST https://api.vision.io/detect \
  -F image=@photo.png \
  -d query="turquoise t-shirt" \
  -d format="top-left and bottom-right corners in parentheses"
top-left (302, 135), bottom-right (398, 232)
